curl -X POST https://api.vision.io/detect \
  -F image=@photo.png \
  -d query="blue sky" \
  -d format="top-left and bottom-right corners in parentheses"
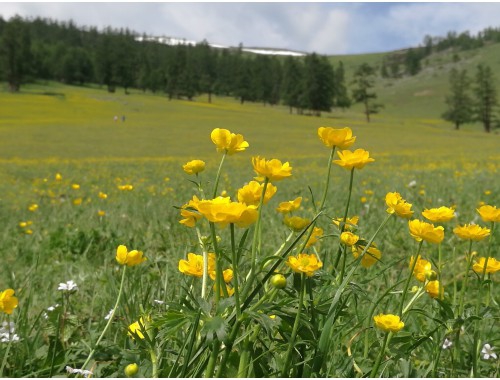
top-left (1, 2), bottom-right (500, 55)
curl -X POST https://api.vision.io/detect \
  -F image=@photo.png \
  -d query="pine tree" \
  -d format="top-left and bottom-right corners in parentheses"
top-left (302, 53), bottom-right (334, 116)
top-left (351, 63), bottom-right (383, 122)
top-left (333, 61), bottom-right (351, 110)
top-left (442, 68), bottom-right (473, 130)
top-left (473, 64), bottom-right (498, 133)
top-left (281, 57), bottom-right (304, 114)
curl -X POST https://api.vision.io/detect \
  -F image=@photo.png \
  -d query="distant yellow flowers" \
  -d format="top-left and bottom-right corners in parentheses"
top-left (118, 184), bottom-right (134, 191)
top-left (477, 205), bottom-right (500, 223)
top-left (472, 257), bottom-right (500, 274)
top-left (98, 191), bottom-right (108, 199)
top-left (373, 314), bottom-right (404, 333)
top-left (276, 197), bottom-right (302, 214)
top-left (317, 127), bottom-right (356, 149)
top-left (183, 159), bottom-right (206, 175)
top-left (237, 181), bottom-right (277, 206)
top-left (408, 219), bottom-right (445, 244)
top-left (211, 128), bottom-right (249, 155)
top-left (453, 224), bottom-right (490, 241)
top-left (28, 203), bottom-right (38, 212)
top-left (332, 216), bottom-right (359, 231)
top-left (0, 289), bottom-right (18, 315)
top-left (115, 245), bottom-right (146, 267)
top-left (287, 253), bottom-right (323, 277)
top-left (252, 156), bottom-right (292, 181)
top-left (422, 206), bottom-right (455, 223)
top-left (385, 192), bottom-right (413, 219)
top-left (333, 149), bottom-right (374, 170)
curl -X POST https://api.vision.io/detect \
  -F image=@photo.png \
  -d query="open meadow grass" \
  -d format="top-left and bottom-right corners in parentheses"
top-left (0, 81), bottom-right (499, 377)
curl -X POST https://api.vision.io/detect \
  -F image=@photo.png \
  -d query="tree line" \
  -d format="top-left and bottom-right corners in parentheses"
top-left (0, 15), bottom-right (360, 116)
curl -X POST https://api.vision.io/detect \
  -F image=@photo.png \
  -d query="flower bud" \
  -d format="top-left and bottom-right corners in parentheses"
top-left (270, 274), bottom-right (287, 289)
top-left (125, 363), bottom-right (139, 377)
top-left (426, 270), bottom-right (438, 281)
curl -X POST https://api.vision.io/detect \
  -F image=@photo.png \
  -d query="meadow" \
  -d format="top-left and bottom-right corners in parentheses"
top-left (0, 81), bottom-right (499, 378)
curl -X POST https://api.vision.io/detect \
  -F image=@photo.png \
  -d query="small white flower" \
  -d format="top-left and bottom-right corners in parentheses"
top-left (154, 299), bottom-right (165, 305)
top-left (47, 303), bottom-right (60, 312)
top-left (408, 180), bottom-right (417, 188)
top-left (104, 308), bottom-right (115, 320)
top-left (65, 366), bottom-right (93, 377)
top-left (481, 343), bottom-right (498, 360)
top-left (0, 322), bottom-right (20, 343)
top-left (442, 338), bottom-right (452, 350)
top-left (58, 280), bottom-right (78, 292)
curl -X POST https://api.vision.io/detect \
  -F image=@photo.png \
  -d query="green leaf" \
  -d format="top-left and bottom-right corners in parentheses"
top-left (201, 315), bottom-right (227, 342)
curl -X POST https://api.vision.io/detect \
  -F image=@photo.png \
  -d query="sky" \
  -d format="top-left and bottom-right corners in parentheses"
top-left (1, 2), bottom-right (500, 55)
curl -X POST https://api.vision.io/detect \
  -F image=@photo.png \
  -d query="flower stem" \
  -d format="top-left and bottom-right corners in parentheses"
top-left (230, 223), bottom-right (242, 318)
top-left (81, 266), bottom-right (127, 372)
top-left (398, 240), bottom-right (423, 316)
top-left (281, 273), bottom-right (306, 377)
top-left (458, 240), bottom-right (474, 316)
top-left (333, 168), bottom-right (355, 272)
top-left (212, 152), bottom-right (227, 198)
top-left (370, 331), bottom-right (391, 377)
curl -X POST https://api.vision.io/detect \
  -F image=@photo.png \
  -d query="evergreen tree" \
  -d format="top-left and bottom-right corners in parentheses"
top-left (281, 57), bottom-right (304, 114)
top-left (473, 64), bottom-right (498, 133)
top-left (442, 68), bottom-right (473, 130)
top-left (333, 61), bottom-right (351, 110)
top-left (302, 53), bottom-right (334, 116)
top-left (351, 63), bottom-right (383, 122)
top-left (0, 16), bottom-right (32, 92)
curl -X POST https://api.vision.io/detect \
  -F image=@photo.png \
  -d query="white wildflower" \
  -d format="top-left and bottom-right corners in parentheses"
top-left (481, 343), bottom-right (498, 360)
top-left (154, 299), bottom-right (165, 305)
top-left (104, 308), bottom-right (115, 320)
top-left (65, 366), bottom-right (93, 377)
top-left (0, 322), bottom-right (20, 343)
top-left (442, 338), bottom-right (452, 350)
top-left (58, 280), bottom-right (78, 292)
top-left (408, 180), bottom-right (417, 188)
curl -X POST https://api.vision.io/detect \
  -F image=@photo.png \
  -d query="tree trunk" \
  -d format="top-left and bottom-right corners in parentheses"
top-left (455, 121), bottom-right (460, 130)
top-left (208, 91), bottom-right (212, 104)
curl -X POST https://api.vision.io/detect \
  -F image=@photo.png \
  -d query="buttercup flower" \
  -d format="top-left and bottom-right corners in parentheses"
top-left (128, 317), bottom-right (149, 340)
top-left (237, 181), bottom-right (277, 206)
top-left (0, 289), bottom-right (18, 315)
top-left (425, 280), bottom-right (442, 299)
top-left (211, 128), bottom-right (249, 155)
top-left (317, 126), bottom-right (356, 149)
top-left (287, 253), bottom-right (323, 277)
top-left (179, 196), bottom-right (202, 227)
top-left (71, 183), bottom-right (80, 190)
top-left (179, 253), bottom-right (204, 278)
top-left (283, 216), bottom-right (310, 232)
top-left (333, 149), bottom-right (375, 170)
top-left (385, 192), bottom-right (414, 219)
top-left (373, 314), bottom-right (404, 333)
top-left (352, 244), bottom-right (382, 268)
top-left (453, 224), bottom-right (490, 241)
top-left (55, 173), bottom-right (62, 181)
top-left (197, 197), bottom-right (258, 228)
top-left (332, 216), bottom-right (359, 231)
top-left (183, 159), bottom-right (206, 175)
top-left (98, 191), bottom-right (108, 199)
top-left (28, 203), bottom-right (38, 212)
top-left (340, 231), bottom-right (359, 246)
top-left (276, 197), bottom-right (302, 214)
top-left (116, 245), bottom-right (146, 267)
top-left (209, 268), bottom-right (234, 283)
top-left (477, 205), bottom-right (500, 223)
top-left (472, 257), bottom-right (500, 274)
top-left (118, 184), bottom-right (133, 191)
top-left (408, 219), bottom-right (445, 244)
top-left (409, 255), bottom-right (433, 282)
top-left (306, 227), bottom-right (324, 248)
top-left (252, 156), bottom-right (292, 181)
top-left (422, 206), bottom-right (456, 223)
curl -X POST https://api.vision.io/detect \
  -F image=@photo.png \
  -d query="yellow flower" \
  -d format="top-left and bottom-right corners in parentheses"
top-left (98, 191), bottom-right (108, 199)
top-left (385, 192), bottom-right (414, 219)
top-left (306, 227), bottom-right (323, 248)
top-left (276, 197), bottom-right (302, 214)
top-left (19, 221), bottom-right (32, 228)
top-left (453, 224), bottom-right (490, 241)
top-left (25, 229), bottom-right (33, 235)
top-left (0, 289), bottom-right (18, 315)
top-left (237, 181), bottom-right (277, 206)
top-left (409, 255), bottom-right (432, 282)
top-left (425, 280), bottom-right (442, 299)
top-left (422, 206), bottom-right (455, 223)
top-left (317, 126), bottom-right (356, 149)
top-left (209, 268), bottom-right (234, 283)
top-left (211, 128), bottom-right (249, 155)
top-left (283, 216), bottom-right (310, 232)
top-left (340, 231), bottom-right (359, 246)
top-left (408, 219), bottom-right (445, 244)
top-left (128, 317), bottom-right (149, 340)
top-left (97, 210), bottom-right (106, 217)
top-left (332, 216), bottom-right (359, 231)
top-left (360, 196), bottom-right (367, 203)
top-left (71, 183), bottom-right (80, 190)
top-left (179, 196), bottom-right (202, 227)
top-left (373, 314), bottom-right (404, 333)
top-left (352, 244), bottom-right (382, 268)
top-left (214, 283), bottom-right (235, 297)
top-left (118, 184), bottom-right (134, 191)
top-left (333, 149), bottom-right (375, 170)
top-left (73, 198), bottom-right (83, 206)
top-left (183, 159), bottom-right (206, 175)
top-left (116, 245), bottom-right (146, 267)
top-left (287, 253), bottom-right (323, 277)
top-left (197, 197), bottom-right (258, 228)
top-left (252, 156), bottom-right (292, 182)
top-left (179, 253), bottom-right (204, 277)
top-left (28, 203), bottom-right (38, 212)
top-left (477, 205), bottom-right (500, 223)
top-left (55, 173), bottom-right (62, 181)
top-left (472, 257), bottom-right (500, 274)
